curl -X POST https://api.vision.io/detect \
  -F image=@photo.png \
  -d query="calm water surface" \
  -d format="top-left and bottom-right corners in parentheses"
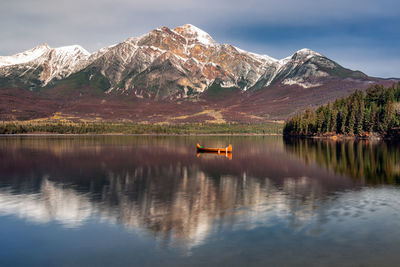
top-left (0, 136), bottom-right (400, 266)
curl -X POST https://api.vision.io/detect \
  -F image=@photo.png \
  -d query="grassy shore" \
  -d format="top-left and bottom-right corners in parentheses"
top-left (0, 121), bottom-right (283, 135)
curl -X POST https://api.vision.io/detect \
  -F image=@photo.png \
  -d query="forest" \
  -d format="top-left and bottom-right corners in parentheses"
top-left (283, 83), bottom-right (400, 137)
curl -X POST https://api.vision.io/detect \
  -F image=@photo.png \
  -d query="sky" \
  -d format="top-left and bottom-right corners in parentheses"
top-left (1, 0), bottom-right (399, 78)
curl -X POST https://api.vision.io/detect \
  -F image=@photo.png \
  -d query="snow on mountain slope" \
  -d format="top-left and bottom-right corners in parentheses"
top-left (233, 46), bottom-right (278, 64)
top-left (264, 48), bottom-right (334, 88)
top-left (0, 44), bottom-right (50, 67)
top-left (0, 44), bottom-right (91, 86)
top-left (173, 24), bottom-right (216, 46)
top-left (41, 45), bottom-right (91, 84)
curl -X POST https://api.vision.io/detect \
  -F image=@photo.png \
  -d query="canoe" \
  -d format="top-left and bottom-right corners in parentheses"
top-left (197, 152), bottom-right (232, 160)
top-left (197, 144), bottom-right (232, 153)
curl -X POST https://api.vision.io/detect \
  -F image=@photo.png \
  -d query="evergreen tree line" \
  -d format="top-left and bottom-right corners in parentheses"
top-left (0, 122), bottom-right (283, 135)
top-left (283, 83), bottom-right (400, 136)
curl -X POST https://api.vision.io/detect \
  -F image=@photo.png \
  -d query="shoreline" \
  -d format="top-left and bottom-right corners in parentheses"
top-left (0, 133), bottom-right (283, 137)
top-left (0, 122), bottom-right (284, 135)
top-left (284, 134), bottom-right (399, 141)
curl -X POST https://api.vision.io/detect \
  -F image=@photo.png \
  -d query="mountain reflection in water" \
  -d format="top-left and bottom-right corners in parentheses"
top-left (0, 136), bottom-right (400, 253)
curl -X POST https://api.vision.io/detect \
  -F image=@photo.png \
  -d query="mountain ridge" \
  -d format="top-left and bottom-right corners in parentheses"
top-left (1, 24), bottom-right (360, 94)
top-left (0, 24), bottom-right (398, 122)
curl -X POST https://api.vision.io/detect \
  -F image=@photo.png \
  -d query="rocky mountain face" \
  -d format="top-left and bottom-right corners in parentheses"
top-left (0, 24), bottom-right (397, 121)
top-left (81, 24), bottom-right (280, 98)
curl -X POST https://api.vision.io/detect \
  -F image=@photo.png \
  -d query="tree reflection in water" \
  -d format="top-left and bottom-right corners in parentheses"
top-left (284, 138), bottom-right (400, 185)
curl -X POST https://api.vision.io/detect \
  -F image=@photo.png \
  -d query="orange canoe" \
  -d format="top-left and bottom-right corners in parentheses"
top-left (197, 144), bottom-right (232, 153)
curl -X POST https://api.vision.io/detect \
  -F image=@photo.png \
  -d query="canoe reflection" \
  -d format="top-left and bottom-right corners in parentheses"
top-left (196, 151), bottom-right (232, 160)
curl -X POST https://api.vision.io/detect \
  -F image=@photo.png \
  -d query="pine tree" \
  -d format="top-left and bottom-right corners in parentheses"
top-left (330, 110), bottom-right (338, 133)
top-left (346, 100), bottom-right (357, 134)
top-left (363, 106), bottom-right (372, 133)
top-left (316, 109), bottom-right (324, 134)
top-left (338, 106), bottom-right (348, 134)
top-left (355, 100), bottom-right (365, 135)
top-left (385, 101), bottom-right (394, 131)
top-left (395, 82), bottom-right (400, 101)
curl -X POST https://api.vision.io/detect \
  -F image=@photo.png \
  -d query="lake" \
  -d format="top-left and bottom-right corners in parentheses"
top-left (0, 136), bottom-right (400, 266)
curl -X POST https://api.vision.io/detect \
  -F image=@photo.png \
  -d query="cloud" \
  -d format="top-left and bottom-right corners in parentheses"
top-left (0, 0), bottom-right (399, 77)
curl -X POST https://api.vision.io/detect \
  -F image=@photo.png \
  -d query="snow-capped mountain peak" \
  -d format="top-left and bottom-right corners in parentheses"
top-left (294, 48), bottom-right (322, 58)
top-left (54, 45), bottom-right (90, 57)
top-left (173, 24), bottom-right (216, 46)
top-left (0, 43), bottom-right (50, 67)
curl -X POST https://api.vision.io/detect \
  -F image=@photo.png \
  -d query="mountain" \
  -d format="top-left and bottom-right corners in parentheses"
top-left (0, 44), bottom-right (90, 89)
top-left (0, 24), bottom-right (398, 122)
